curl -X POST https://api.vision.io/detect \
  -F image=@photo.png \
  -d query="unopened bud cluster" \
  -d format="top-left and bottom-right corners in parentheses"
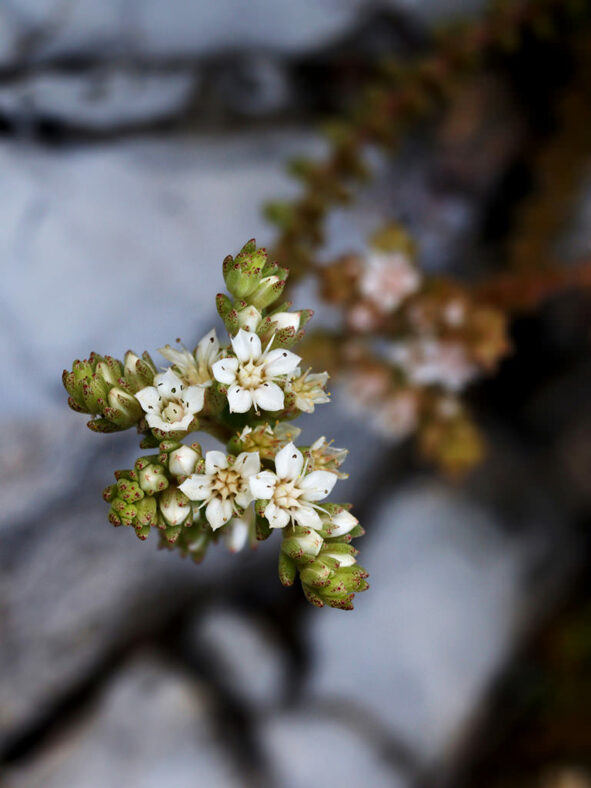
top-left (63, 239), bottom-right (368, 610)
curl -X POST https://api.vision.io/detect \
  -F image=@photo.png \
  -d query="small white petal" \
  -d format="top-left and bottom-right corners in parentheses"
top-left (147, 414), bottom-right (179, 432)
top-left (196, 328), bottom-right (220, 365)
top-left (249, 470), bottom-right (277, 500)
top-left (227, 384), bottom-right (253, 413)
top-left (206, 497), bottom-right (232, 530)
top-left (267, 312), bottom-right (301, 332)
top-left (299, 470), bottom-right (338, 501)
top-left (322, 550), bottom-right (356, 567)
top-left (168, 445), bottom-right (199, 477)
top-left (224, 518), bottom-right (249, 552)
top-left (231, 329), bottom-right (261, 363)
top-left (234, 451), bottom-right (261, 479)
top-left (264, 348), bottom-right (302, 377)
top-left (234, 489), bottom-right (253, 510)
top-left (212, 357), bottom-right (238, 385)
top-left (182, 385), bottom-right (205, 414)
top-left (175, 413), bottom-right (195, 432)
top-left (205, 450), bottom-right (228, 475)
top-left (327, 510), bottom-right (358, 537)
top-left (275, 443), bottom-right (304, 481)
top-left (237, 306), bottom-right (262, 331)
top-left (251, 382), bottom-right (284, 412)
top-left (179, 474), bottom-right (211, 501)
top-left (154, 368), bottom-right (184, 399)
top-left (264, 502), bottom-right (290, 529)
top-left (292, 504), bottom-right (322, 529)
top-left (158, 345), bottom-right (195, 372)
top-left (135, 386), bottom-right (160, 413)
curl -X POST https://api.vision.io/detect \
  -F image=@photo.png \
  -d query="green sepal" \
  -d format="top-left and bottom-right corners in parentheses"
top-left (278, 552), bottom-right (297, 586)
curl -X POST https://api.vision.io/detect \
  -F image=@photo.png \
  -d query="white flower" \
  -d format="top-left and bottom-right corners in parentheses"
top-left (223, 505), bottom-right (256, 553)
top-left (135, 368), bottom-right (205, 432)
top-left (249, 442), bottom-right (337, 530)
top-left (374, 390), bottom-right (418, 441)
top-left (389, 338), bottom-right (477, 392)
top-left (159, 329), bottom-right (220, 386)
top-left (168, 445), bottom-right (199, 477)
top-left (286, 368), bottom-right (330, 413)
top-left (179, 450), bottom-right (260, 531)
top-left (360, 251), bottom-right (421, 313)
top-left (212, 329), bottom-right (300, 414)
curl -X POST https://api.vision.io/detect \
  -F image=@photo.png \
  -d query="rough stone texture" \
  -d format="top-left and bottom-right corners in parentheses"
top-left (194, 607), bottom-right (288, 709)
top-left (0, 130), bottom-right (323, 416)
top-left (306, 483), bottom-right (528, 761)
top-left (0, 69), bottom-right (198, 131)
top-left (260, 711), bottom-right (407, 788)
top-left (4, 655), bottom-right (242, 788)
top-left (0, 488), bottom-right (277, 746)
top-left (0, 1), bottom-right (490, 68)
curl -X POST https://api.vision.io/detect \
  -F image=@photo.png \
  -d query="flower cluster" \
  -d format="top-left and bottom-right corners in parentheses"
top-left (63, 239), bottom-right (368, 610)
top-left (313, 224), bottom-right (509, 475)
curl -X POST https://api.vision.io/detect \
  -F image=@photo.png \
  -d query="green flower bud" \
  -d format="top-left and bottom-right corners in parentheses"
top-left (63, 352), bottom-right (141, 432)
top-left (248, 273), bottom-right (287, 311)
top-left (236, 304), bottom-right (262, 331)
top-left (107, 387), bottom-right (143, 425)
top-left (135, 496), bottom-right (158, 526)
top-left (136, 458), bottom-right (169, 494)
top-left (81, 375), bottom-right (109, 413)
top-left (159, 486), bottom-right (191, 527)
top-left (223, 239), bottom-right (267, 299)
top-left (281, 526), bottom-right (323, 562)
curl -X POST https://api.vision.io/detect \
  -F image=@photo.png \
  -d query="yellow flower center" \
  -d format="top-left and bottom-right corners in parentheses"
top-left (211, 468), bottom-right (243, 500)
top-left (273, 479), bottom-right (303, 509)
top-left (237, 359), bottom-right (266, 389)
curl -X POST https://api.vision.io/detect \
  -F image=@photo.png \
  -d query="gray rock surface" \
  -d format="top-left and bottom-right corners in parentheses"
top-left (0, 69), bottom-right (198, 131)
top-left (4, 655), bottom-right (242, 788)
top-left (0, 130), bottom-right (323, 415)
top-left (0, 1), bottom-right (489, 69)
top-left (307, 483), bottom-right (527, 761)
top-left (195, 607), bottom-right (288, 709)
top-left (260, 711), bottom-right (407, 788)
top-left (0, 488), bottom-right (277, 745)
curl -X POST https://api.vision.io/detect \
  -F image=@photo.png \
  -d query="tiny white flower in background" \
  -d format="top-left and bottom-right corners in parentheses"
top-left (223, 505), bottom-right (256, 553)
top-left (180, 450), bottom-right (260, 531)
top-left (286, 368), bottom-right (330, 413)
top-left (249, 442), bottom-right (338, 530)
top-left (135, 368), bottom-right (205, 432)
top-left (347, 302), bottom-right (379, 333)
top-left (159, 329), bottom-right (220, 386)
top-left (212, 329), bottom-right (300, 414)
top-left (168, 445), bottom-right (199, 477)
top-left (389, 338), bottom-right (477, 392)
top-left (266, 311), bottom-right (301, 333)
top-left (360, 250), bottom-right (421, 313)
top-left (443, 299), bottom-right (466, 328)
top-left (373, 390), bottom-right (419, 441)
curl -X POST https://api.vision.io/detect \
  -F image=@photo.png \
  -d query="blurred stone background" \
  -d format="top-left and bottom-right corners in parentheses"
top-left (1, 1), bottom-right (591, 787)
